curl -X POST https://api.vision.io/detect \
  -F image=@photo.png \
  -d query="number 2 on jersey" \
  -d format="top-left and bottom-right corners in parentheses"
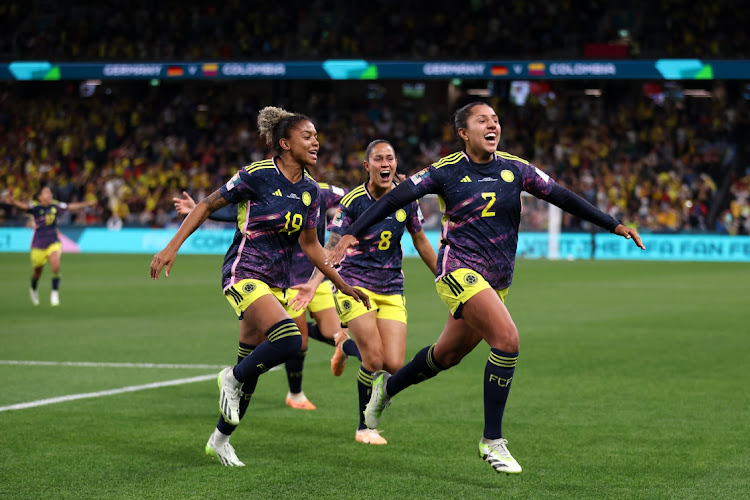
top-left (282, 211), bottom-right (303, 234)
top-left (481, 192), bottom-right (496, 217)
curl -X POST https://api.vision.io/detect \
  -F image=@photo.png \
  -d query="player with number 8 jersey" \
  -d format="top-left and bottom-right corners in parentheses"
top-left (294, 140), bottom-right (437, 445)
top-left (329, 182), bottom-right (422, 295)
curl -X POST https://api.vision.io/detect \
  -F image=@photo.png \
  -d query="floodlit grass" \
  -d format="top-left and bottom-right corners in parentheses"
top-left (1, 253), bottom-right (748, 499)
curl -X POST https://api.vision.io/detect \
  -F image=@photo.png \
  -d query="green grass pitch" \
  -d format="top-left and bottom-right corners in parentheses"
top-left (0, 253), bottom-right (748, 499)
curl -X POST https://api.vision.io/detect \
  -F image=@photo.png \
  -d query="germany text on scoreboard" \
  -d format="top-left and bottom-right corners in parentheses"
top-left (1, 60), bottom-right (748, 81)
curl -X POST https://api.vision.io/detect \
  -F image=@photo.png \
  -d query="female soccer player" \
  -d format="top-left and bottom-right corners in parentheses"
top-left (326, 102), bottom-right (645, 472)
top-left (173, 183), bottom-right (359, 410)
top-left (293, 140), bottom-right (437, 445)
top-left (150, 106), bottom-right (368, 467)
top-left (6, 186), bottom-right (96, 306)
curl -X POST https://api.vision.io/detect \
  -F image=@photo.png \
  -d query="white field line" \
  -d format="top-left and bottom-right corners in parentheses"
top-left (0, 359), bottom-right (283, 413)
top-left (0, 360), bottom-right (227, 369)
top-left (0, 359), bottom-right (281, 371)
top-left (0, 374), bottom-right (216, 412)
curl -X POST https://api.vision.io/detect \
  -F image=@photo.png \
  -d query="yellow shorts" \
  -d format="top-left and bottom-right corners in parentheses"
top-left (224, 279), bottom-right (287, 318)
top-left (284, 281), bottom-right (336, 319)
top-left (333, 287), bottom-right (406, 326)
top-left (435, 268), bottom-right (508, 319)
top-left (30, 242), bottom-right (62, 268)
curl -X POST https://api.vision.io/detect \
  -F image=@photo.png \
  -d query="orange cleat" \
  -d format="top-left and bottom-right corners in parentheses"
top-left (285, 391), bottom-right (317, 410)
top-left (330, 331), bottom-right (350, 376)
top-left (355, 428), bottom-right (387, 445)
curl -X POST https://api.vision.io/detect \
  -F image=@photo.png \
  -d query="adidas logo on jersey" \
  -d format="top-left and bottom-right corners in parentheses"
top-left (460, 176), bottom-right (472, 182)
top-left (272, 189), bottom-right (282, 197)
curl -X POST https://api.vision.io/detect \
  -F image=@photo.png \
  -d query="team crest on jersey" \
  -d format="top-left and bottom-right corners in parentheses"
top-left (302, 191), bottom-right (312, 206)
top-left (243, 282), bottom-right (256, 293)
top-left (501, 170), bottom-right (515, 183)
top-left (342, 300), bottom-right (352, 311)
top-left (464, 273), bottom-right (479, 285)
top-left (395, 209), bottom-right (407, 222)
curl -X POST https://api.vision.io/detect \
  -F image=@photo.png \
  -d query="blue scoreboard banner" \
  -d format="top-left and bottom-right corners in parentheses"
top-left (2, 228), bottom-right (750, 262)
top-left (1, 59), bottom-right (747, 81)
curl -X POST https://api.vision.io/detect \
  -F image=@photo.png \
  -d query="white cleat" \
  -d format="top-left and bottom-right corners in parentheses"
top-left (50, 291), bottom-right (60, 307)
top-left (364, 370), bottom-right (392, 429)
top-left (30, 288), bottom-right (40, 306)
top-left (478, 437), bottom-right (522, 474)
top-left (205, 434), bottom-right (245, 467)
top-left (217, 367), bottom-right (242, 426)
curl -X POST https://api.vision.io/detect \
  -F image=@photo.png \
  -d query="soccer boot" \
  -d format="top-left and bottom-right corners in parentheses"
top-left (364, 370), bottom-right (392, 429)
top-left (285, 391), bottom-right (317, 410)
top-left (478, 437), bottom-right (522, 474)
top-left (330, 331), bottom-right (350, 376)
top-left (355, 428), bottom-right (388, 445)
top-left (205, 434), bottom-right (245, 467)
top-left (30, 288), bottom-right (39, 306)
top-left (217, 367), bottom-right (242, 425)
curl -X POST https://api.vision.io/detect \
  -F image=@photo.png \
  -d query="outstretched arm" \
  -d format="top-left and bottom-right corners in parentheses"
top-left (542, 184), bottom-right (645, 250)
top-left (7, 199), bottom-right (29, 211)
top-left (3, 193), bottom-right (29, 211)
top-left (67, 200), bottom-right (97, 211)
top-left (150, 189), bottom-right (229, 279)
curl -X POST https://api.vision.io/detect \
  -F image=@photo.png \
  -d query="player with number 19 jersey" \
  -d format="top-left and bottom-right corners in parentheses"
top-left (219, 159), bottom-right (320, 291)
top-left (409, 151), bottom-right (556, 290)
top-left (329, 183), bottom-right (423, 295)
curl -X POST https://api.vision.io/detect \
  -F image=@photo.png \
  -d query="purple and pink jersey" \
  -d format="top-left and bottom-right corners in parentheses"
top-left (329, 183), bottom-right (423, 295)
top-left (406, 151), bottom-right (556, 290)
top-left (289, 183), bottom-right (347, 285)
top-left (27, 201), bottom-right (68, 249)
top-left (219, 158), bottom-right (320, 291)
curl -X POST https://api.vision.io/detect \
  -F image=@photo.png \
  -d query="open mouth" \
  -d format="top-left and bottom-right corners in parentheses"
top-left (309, 150), bottom-right (318, 159)
top-left (379, 169), bottom-right (391, 180)
top-left (484, 132), bottom-right (497, 143)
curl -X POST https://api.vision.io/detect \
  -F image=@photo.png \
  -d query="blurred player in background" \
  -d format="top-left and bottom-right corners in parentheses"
top-left (150, 106), bottom-right (369, 467)
top-left (173, 180), bottom-right (360, 410)
top-left (327, 102), bottom-right (645, 473)
top-left (293, 140), bottom-right (436, 445)
top-left (6, 185), bottom-right (96, 306)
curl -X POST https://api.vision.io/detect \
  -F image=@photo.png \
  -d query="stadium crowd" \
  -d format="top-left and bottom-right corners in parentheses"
top-left (1, 79), bottom-right (748, 235)
top-left (1, 0), bottom-right (747, 61)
